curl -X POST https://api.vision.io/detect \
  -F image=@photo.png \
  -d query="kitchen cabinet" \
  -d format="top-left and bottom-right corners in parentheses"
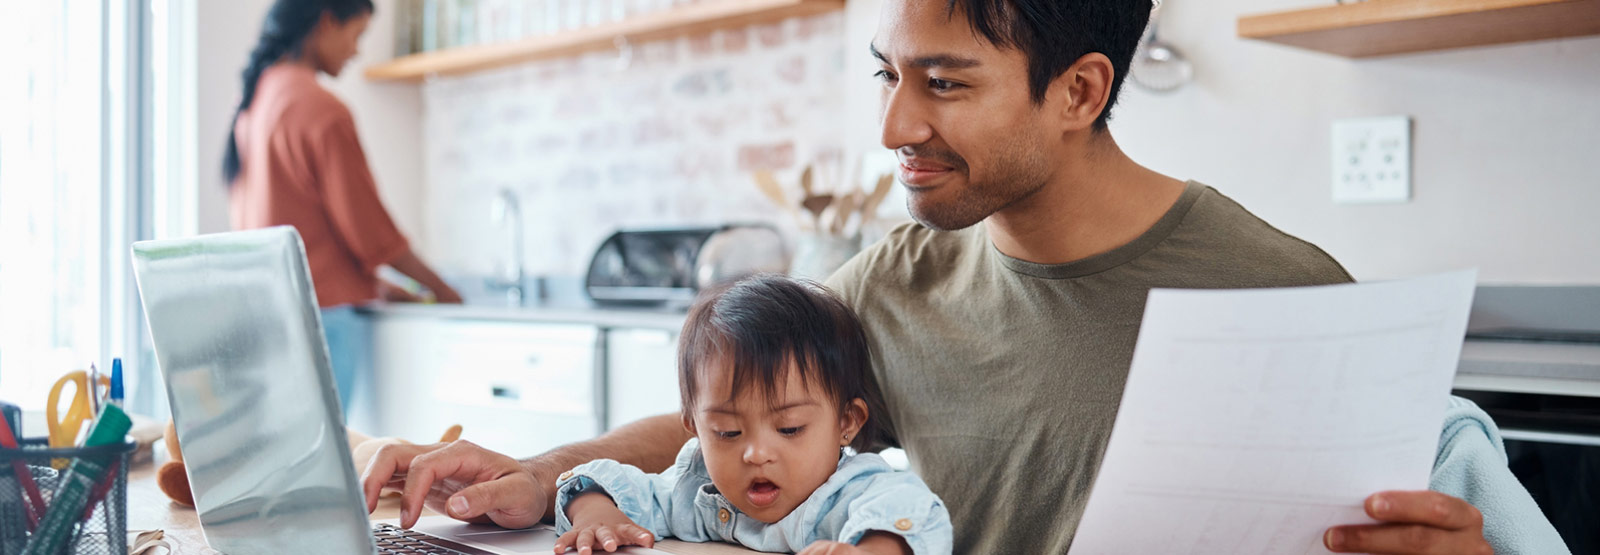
top-left (372, 315), bottom-right (603, 456)
top-left (1237, 0), bottom-right (1600, 58)
top-left (606, 328), bottom-right (683, 429)
top-left (365, 0), bottom-right (844, 82)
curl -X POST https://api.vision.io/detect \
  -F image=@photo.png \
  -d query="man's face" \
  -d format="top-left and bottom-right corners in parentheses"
top-left (873, 0), bottom-right (1056, 231)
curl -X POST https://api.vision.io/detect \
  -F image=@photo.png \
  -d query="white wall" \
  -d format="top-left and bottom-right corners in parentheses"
top-left (418, 14), bottom-right (850, 278)
top-left (194, 0), bottom-right (426, 254)
top-left (845, 0), bottom-right (1600, 285)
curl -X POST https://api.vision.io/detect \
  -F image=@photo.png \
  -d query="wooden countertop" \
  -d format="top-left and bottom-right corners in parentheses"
top-left (127, 461), bottom-right (757, 554)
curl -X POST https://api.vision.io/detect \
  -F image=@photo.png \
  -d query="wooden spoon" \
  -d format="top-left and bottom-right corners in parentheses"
top-left (753, 171), bottom-right (804, 227)
top-left (802, 193), bottom-right (834, 232)
top-left (832, 190), bottom-right (861, 236)
top-left (859, 174), bottom-right (895, 227)
top-left (752, 171), bottom-right (789, 208)
top-left (800, 165), bottom-right (815, 199)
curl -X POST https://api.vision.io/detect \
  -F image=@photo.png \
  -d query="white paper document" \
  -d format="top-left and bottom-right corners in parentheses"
top-left (1068, 271), bottom-right (1478, 554)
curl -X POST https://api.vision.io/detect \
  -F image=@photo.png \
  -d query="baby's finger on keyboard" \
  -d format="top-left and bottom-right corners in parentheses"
top-left (594, 526), bottom-right (620, 551)
top-left (576, 528), bottom-right (596, 555)
top-left (621, 524), bottom-right (653, 547)
top-left (554, 529), bottom-right (577, 553)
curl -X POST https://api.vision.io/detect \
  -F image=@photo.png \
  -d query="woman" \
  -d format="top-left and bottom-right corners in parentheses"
top-left (227, 0), bottom-right (462, 417)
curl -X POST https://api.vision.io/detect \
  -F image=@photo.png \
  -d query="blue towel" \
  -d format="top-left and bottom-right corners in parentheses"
top-left (1429, 396), bottom-right (1570, 554)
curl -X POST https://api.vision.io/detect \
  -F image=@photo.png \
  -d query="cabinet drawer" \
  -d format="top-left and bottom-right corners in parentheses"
top-left (607, 328), bottom-right (682, 428)
top-left (371, 316), bottom-right (602, 445)
top-left (425, 321), bottom-right (599, 415)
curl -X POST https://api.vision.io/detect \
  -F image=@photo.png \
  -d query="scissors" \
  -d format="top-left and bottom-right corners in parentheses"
top-left (47, 369), bottom-right (111, 450)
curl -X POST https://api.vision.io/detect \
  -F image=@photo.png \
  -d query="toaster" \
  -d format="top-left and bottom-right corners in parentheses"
top-left (584, 225), bottom-right (788, 306)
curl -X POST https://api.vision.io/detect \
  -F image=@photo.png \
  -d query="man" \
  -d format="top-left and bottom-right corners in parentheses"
top-left (363, 1), bottom-right (1566, 553)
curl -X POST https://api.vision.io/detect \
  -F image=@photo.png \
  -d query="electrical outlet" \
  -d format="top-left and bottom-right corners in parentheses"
top-left (1331, 116), bottom-right (1411, 204)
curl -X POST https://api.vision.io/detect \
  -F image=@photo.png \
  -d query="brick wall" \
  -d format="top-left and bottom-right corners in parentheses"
top-left (421, 13), bottom-right (849, 277)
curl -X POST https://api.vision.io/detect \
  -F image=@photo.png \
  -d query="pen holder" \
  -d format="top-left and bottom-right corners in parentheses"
top-left (0, 438), bottom-right (133, 555)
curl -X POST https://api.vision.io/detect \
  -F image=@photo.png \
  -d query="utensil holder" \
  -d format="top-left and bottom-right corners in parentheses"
top-left (0, 437), bottom-right (134, 555)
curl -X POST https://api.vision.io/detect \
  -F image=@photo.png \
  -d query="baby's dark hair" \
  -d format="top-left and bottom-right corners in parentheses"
top-left (677, 274), bottom-right (885, 452)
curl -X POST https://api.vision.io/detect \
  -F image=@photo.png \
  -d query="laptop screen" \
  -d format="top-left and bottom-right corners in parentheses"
top-left (132, 227), bottom-right (374, 554)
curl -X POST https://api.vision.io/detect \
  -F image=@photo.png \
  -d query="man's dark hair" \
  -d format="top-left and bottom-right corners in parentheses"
top-left (677, 274), bottom-right (886, 452)
top-left (950, 0), bottom-right (1152, 129)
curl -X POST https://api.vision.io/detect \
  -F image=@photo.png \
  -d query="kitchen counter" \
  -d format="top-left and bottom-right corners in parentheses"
top-left (358, 301), bottom-right (687, 331)
top-left (1453, 339), bottom-right (1600, 397)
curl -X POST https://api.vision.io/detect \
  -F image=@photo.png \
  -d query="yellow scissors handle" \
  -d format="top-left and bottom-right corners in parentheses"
top-left (46, 370), bottom-right (110, 449)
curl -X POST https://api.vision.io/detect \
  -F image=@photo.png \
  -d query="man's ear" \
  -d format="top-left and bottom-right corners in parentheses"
top-left (1046, 52), bottom-right (1115, 132)
top-left (840, 398), bottom-right (869, 447)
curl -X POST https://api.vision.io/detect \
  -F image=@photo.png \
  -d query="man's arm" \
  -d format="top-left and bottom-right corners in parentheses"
top-left (361, 413), bottom-right (691, 529)
top-left (518, 414), bottom-right (692, 521)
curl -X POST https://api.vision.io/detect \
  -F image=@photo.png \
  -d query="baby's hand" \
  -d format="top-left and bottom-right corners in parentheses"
top-left (800, 531), bottom-right (912, 555)
top-left (800, 540), bottom-right (875, 554)
top-left (554, 492), bottom-right (655, 554)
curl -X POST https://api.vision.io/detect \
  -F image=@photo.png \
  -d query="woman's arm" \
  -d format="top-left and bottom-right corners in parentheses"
top-left (309, 105), bottom-right (461, 304)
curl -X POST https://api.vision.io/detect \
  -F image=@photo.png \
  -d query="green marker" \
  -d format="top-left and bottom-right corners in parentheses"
top-left (20, 404), bottom-right (131, 555)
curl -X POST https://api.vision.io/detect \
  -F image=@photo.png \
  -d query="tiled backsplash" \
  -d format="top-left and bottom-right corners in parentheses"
top-left (421, 13), bottom-right (849, 277)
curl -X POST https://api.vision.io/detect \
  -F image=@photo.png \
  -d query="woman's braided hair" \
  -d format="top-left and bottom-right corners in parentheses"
top-left (223, 0), bottom-right (373, 184)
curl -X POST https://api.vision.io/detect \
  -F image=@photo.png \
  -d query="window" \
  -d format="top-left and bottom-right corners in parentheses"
top-left (0, 0), bottom-right (151, 412)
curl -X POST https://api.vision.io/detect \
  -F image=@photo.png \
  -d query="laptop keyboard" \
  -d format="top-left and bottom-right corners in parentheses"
top-left (372, 522), bottom-right (485, 555)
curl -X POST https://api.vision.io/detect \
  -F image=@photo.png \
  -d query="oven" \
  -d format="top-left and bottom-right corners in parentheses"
top-left (1454, 390), bottom-right (1600, 554)
top-left (1454, 285), bottom-right (1600, 554)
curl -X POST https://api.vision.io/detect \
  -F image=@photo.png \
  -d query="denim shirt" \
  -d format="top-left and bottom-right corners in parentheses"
top-left (554, 439), bottom-right (952, 554)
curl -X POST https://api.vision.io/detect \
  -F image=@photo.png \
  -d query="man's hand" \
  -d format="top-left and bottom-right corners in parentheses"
top-left (360, 439), bottom-right (548, 530)
top-left (799, 532), bottom-right (911, 555)
top-left (1324, 491), bottom-right (1492, 555)
top-left (552, 493), bottom-right (655, 554)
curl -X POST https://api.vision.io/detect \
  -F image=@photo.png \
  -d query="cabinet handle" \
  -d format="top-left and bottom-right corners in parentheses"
top-left (492, 385), bottom-right (521, 401)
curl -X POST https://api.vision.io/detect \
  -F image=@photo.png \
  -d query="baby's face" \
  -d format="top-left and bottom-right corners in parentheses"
top-left (688, 361), bottom-right (865, 524)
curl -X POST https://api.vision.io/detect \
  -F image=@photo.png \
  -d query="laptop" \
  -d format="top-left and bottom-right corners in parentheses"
top-left (131, 227), bottom-right (664, 554)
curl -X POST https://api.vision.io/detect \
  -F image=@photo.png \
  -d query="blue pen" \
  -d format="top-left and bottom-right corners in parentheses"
top-left (110, 358), bottom-right (125, 409)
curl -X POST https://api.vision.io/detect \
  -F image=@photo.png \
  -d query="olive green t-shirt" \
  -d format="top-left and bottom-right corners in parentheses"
top-left (825, 181), bottom-right (1354, 553)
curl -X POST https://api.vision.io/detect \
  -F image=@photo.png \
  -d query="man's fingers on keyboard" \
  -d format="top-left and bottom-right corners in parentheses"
top-left (363, 443), bottom-right (427, 512)
top-left (399, 465), bottom-right (436, 529)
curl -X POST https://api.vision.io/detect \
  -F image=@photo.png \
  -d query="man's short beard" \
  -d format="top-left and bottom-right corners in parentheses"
top-left (907, 147), bottom-right (1050, 231)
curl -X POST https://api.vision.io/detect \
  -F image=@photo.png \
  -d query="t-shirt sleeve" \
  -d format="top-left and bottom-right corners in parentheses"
top-left (309, 107), bottom-right (410, 273)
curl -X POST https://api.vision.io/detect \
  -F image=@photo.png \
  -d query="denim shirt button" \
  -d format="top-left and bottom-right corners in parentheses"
top-left (894, 518), bottom-right (913, 532)
top-left (718, 508), bottom-right (731, 523)
top-left (559, 471), bottom-right (574, 482)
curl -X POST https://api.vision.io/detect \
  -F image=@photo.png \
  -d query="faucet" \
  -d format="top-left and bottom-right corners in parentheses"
top-left (490, 188), bottom-right (526, 306)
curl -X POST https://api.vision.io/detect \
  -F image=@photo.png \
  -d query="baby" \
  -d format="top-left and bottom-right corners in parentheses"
top-left (552, 275), bottom-right (950, 554)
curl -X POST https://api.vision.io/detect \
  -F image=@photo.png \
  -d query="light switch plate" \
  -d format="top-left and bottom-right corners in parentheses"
top-left (1331, 116), bottom-right (1411, 204)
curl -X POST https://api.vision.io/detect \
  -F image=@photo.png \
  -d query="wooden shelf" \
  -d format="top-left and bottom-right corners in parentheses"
top-left (1237, 0), bottom-right (1600, 58)
top-left (365, 0), bottom-right (844, 81)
